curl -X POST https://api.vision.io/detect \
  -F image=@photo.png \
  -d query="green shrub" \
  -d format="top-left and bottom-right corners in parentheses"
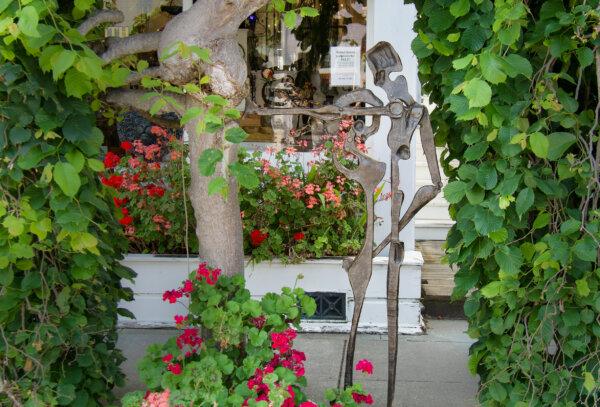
top-left (410, 0), bottom-right (600, 405)
top-left (0, 2), bottom-right (133, 405)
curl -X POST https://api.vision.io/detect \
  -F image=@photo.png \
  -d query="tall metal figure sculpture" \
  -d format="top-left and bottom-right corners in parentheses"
top-left (247, 41), bottom-right (443, 407)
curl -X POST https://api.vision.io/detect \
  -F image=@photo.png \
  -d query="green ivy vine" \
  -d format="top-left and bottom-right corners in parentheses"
top-left (0, 1), bottom-right (134, 405)
top-left (409, 0), bottom-right (600, 405)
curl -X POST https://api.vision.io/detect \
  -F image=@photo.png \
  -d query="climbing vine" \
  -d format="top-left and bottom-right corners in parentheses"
top-left (409, 0), bottom-right (600, 405)
top-left (0, 1), bottom-right (134, 405)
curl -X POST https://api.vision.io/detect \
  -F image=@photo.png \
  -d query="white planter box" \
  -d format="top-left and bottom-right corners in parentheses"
top-left (119, 252), bottom-right (424, 334)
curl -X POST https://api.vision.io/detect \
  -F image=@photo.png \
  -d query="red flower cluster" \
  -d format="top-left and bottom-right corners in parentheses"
top-left (250, 229), bottom-right (269, 247)
top-left (245, 328), bottom-right (306, 406)
top-left (270, 328), bottom-right (297, 354)
top-left (293, 232), bottom-right (305, 241)
top-left (103, 151), bottom-right (121, 169)
top-left (196, 263), bottom-right (221, 285)
top-left (352, 392), bottom-right (374, 404)
top-left (101, 174), bottom-right (124, 189)
top-left (356, 359), bottom-right (373, 375)
top-left (162, 289), bottom-right (182, 304)
top-left (147, 184), bottom-right (165, 197)
top-left (176, 327), bottom-right (203, 354)
top-left (121, 141), bottom-right (133, 151)
top-left (161, 354), bottom-right (182, 375)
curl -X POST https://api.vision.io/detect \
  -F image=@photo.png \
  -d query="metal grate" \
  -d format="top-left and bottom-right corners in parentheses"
top-left (304, 292), bottom-right (346, 321)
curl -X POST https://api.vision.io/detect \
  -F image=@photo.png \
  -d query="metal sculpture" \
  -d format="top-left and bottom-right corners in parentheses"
top-left (247, 41), bottom-right (442, 407)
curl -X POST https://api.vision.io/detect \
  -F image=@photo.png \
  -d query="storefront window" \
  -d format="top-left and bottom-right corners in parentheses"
top-left (239, 1), bottom-right (367, 147)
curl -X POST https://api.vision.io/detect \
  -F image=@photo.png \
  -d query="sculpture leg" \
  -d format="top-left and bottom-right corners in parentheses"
top-left (386, 241), bottom-right (405, 407)
top-left (344, 292), bottom-right (366, 388)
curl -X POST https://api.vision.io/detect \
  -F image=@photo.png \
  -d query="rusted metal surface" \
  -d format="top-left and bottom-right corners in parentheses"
top-left (246, 41), bottom-right (443, 407)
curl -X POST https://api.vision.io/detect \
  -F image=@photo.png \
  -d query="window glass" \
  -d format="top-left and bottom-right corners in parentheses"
top-left (240, 1), bottom-right (368, 147)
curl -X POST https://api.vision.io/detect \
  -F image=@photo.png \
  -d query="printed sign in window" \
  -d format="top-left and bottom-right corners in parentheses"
top-left (330, 46), bottom-right (361, 87)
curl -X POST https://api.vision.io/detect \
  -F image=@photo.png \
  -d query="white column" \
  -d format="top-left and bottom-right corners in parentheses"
top-left (366, 0), bottom-right (419, 253)
top-left (182, 0), bottom-right (193, 11)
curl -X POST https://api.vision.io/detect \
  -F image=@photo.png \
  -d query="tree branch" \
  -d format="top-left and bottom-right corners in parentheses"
top-left (125, 66), bottom-right (167, 85)
top-left (106, 89), bottom-right (188, 126)
top-left (78, 10), bottom-right (124, 36)
top-left (101, 32), bottom-right (162, 64)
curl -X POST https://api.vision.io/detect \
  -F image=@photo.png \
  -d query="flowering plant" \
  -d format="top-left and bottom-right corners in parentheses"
top-left (103, 121), bottom-right (376, 263)
top-left (240, 120), bottom-right (372, 263)
top-left (121, 263), bottom-right (375, 407)
top-left (101, 126), bottom-right (198, 254)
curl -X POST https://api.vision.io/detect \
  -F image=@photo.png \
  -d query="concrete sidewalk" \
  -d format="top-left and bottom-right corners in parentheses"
top-left (116, 319), bottom-right (478, 406)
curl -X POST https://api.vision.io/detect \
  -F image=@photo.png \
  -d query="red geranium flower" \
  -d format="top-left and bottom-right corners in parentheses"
top-left (119, 215), bottom-right (133, 226)
top-left (162, 289), bottom-right (183, 304)
top-left (167, 363), bottom-right (182, 375)
top-left (101, 175), bottom-right (124, 189)
top-left (103, 151), bottom-right (120, 169)
top-left (120, 141), bottom-right (133, 151)
top-left (356, 359), bottom-right (374, 375)
top-left (161, 354), bottom-right (173, 363)
top-left (250, 229), bottom-right (269, 247)
top-left (147, 184), bottom-right (165, 197)
top-left (293, 232), bottom-right (305, 241)
top-left (113, 197), bottom-right (127, 207)
top-left (352, 392), bottom-right (374, 404)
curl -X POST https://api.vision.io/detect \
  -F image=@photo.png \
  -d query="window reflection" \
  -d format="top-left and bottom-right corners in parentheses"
top-left (240, 1), bottom-right (367, 147)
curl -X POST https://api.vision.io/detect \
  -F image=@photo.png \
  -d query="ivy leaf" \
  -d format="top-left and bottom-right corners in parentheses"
top-left (452, 54), bottom-right (474, 70)
top-left (284, 10), bottom-right (297, 29)
top-left (480, 281), bottom-right (503, 298)
top-left (495, 245), bottom-right (523, 276)
top-left (18, 6), bottom-right (40, 37)
top-left (573, 237), bottom-right (597, 262)
top-left (65, 69), bottom-right (93, 99)
top-left (207, 177), bottom-right (228, 197)
top-left (532, 212), bottom-right (550, 229)
top-left (515, 188), bottom-right (534, 219)
top-left (300, 7), bottom-right (319, 17)
top-left (149, 98), bottom-right (167, 116)
top-left (475, 163), bottom-right (497, 190)
top-left (51, 50), bottom-right (77, 80)
top-left (53, 162), bottom-right (81, 197)
top-left (473, 208), bottom-right (503, 235)
top-left (461, 25), bottom-right (487, 52)
top-left (180, 107), bottom-right (203, 126)
top-left (528, 132), bottom-right (549, 159)
top-left (463, 141), bottom-right (488, 161)
top-left (198, 148), bottom-right (223, 176)
top-left (449, 0), bottom-right (470, 17)
top-left (63, 115), bottom-right (92, 143)
top-left (224, 127), bottom-right (248, 144)
top-left (3, 216), bottom-right (25, 237)
top-left (229, 162), bottom-right (259, 189)
top-left (576, 47), bottom-right (594, 68)
top-left (575, 279), bottom-right (590, 297)
top-left (583, 372), bottom-right (597, 394)
top-left (204, 94), bottom-right (228, 106)
top-left (272, 0), bottom-right (285, 12)
top-left (501, 54), bottom-right (532, 78)
top-left (443, 181), bottom-right (466, 204)
top-left (547, 132), bottom-right (576, 160)
top-left (480, 52), bottom-right (507, 84)
top-left (463, 78), bottom-right (492, 108)
top-left (489, 382), bottom-right (507, 402)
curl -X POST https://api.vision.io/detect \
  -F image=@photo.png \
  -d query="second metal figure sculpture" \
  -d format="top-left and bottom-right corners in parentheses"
top-left (249, 41), bottom-right (443, 407)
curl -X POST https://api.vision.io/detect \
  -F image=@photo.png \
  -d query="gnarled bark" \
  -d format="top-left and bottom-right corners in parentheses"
top-left (98, 0), bottom-right (270, 276)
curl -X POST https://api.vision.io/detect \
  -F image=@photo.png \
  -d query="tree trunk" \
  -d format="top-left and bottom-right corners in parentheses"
top-left (188, 121), bottom-right (244, 276)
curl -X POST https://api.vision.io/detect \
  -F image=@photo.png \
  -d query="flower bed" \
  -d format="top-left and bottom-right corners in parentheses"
top-left (121, 263), bottom-right (376, 406)
top-left (101, 122), bottom-right (382, 262)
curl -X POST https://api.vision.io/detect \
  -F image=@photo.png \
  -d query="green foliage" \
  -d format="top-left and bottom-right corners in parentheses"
top-left (410, 0), bottom-right (600, 404)
top-left (124, 269), bottom-right (317, 406)
top-left (240, 147), bottom-right (367, 263)
top-left (101, 134), bottom-right (366, 261)
top-left (0, 1), bottom-right (133, 405)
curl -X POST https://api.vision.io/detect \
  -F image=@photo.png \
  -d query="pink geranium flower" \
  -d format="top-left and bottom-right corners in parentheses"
top-left (356, 359), bottom-right (374, 375)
